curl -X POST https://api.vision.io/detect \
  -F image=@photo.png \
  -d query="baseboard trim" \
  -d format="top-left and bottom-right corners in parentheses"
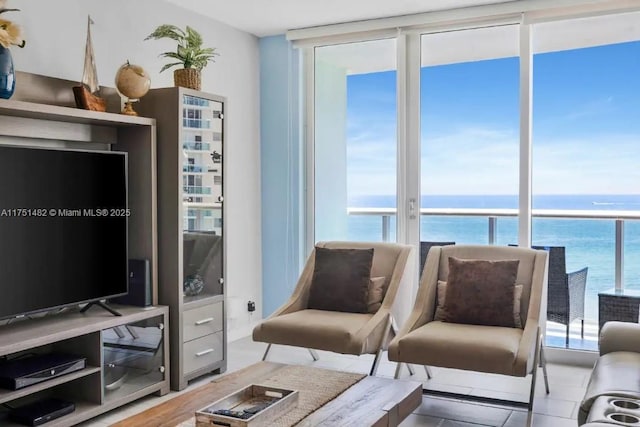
top-left (545, 346), bottom-right (597, 367)
top-left (228, 319), bottom-right (262, 343)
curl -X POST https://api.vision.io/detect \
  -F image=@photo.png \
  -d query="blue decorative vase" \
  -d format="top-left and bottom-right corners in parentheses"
top-left (0, 46), bottom-right (16, 99)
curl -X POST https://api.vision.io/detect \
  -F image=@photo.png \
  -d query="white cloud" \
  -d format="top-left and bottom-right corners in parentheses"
top-left (532, 133), bottom-right (640, 194)
top-left (344, 125), bottom-right (640, 197)
top-left (421, 127), bottom-right (519, 195)
top-left (563, 96), bottom-right (615, 121)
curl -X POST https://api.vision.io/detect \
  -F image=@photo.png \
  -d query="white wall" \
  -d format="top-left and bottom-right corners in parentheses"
top-left (12, 0), bottom-right (262, 341)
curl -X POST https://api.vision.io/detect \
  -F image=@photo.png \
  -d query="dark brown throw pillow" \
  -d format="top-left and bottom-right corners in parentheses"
top-left (442, 257), bottom-right (520, 327)
top-left (367, 276), bottom-right (386, 313)
top-left (308, 247), bottom-right (374, 313)
top-left (434, 280), bottom-right (524, 328)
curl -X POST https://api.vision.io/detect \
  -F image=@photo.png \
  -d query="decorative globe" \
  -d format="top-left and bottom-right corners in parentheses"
top-left (115, 61), bottom-right (150, 101)
top-left (183, 274), bottom-right (205, 296)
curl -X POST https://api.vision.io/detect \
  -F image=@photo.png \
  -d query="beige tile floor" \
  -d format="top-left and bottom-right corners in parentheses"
top-left (85, 336), bottom-right (592, 426)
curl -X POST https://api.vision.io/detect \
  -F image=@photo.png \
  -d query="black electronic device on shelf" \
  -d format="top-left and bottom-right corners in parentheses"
top-left (111, 259), bottom-right (152, 307)
top-left (9, 397), bottom-right (75, 426)
top-left (0, 353), bottom-right (86, 391)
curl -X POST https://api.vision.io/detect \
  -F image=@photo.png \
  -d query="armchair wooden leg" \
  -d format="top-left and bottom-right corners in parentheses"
top-left (390, 361), bottom-right (431, 380)
top-left (262, 343), bottom-right (272, 361)
top-left (527, 328), bottom-right (542, 427)
top-left (370, 315), bottom-right (393, 377)
top-left (424, 365), bottom-right (433, 379)
top-left (565, 324), bottom-right (570, 348)
top-left (581, 319), bottom-right (584, 339)
top-left (308, 349), bottom-right (320, 361)
top-left (394, 362), bottom-right (402, 379)
top-left (406, 364), bottom-right (415, 375)
top-left (370, 349), bottom-right (383, 376)
top-left (393, 362), bottom-right (426, 379)
top-left (540, 341), bottom-right (550, 394)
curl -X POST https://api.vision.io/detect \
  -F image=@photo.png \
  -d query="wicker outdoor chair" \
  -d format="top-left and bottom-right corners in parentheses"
top-left (533, 246), bottom-right (588, 347)
top-left (419, 241), bottom-right (455, 276)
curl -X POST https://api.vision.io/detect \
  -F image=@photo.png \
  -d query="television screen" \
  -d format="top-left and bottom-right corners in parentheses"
top-left (0, 145), bottom-right (128, 320)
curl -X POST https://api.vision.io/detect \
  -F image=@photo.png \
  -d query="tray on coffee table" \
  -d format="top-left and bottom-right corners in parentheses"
top-left (195, 384), bottom-right (298, 427)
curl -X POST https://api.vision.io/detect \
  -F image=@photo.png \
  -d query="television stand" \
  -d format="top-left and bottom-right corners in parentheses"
top-left (0, 305), bottom-right (169, 426)
top-left (80, 301), bottom-right (122, 317)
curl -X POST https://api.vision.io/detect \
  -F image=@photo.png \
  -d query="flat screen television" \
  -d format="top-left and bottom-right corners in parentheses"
top-left (0, 145), bottom-right (128, 320)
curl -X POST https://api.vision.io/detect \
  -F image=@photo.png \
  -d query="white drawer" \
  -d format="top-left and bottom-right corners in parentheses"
top-left (183, 332), bottom-right (223, 375)
top-left (183, 302), bottom-right (223, 342)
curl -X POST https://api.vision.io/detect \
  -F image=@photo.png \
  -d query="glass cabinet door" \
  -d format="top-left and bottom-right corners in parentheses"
top-left (181, 94), bottom-right (224, 303)
top-left (102, 315), bottom-right (165, 402)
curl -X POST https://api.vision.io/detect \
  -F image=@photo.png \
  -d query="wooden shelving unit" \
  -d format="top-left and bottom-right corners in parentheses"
top-left (0, 73), bottom-right (166, 426)
top-left (138, 87), bottom-right (227, 391)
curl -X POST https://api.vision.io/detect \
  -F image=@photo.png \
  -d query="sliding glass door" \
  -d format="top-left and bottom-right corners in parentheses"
top-left (314, 39), bottom-right (397, 242)
top-left (532, 12), bottom-right (640, 350)
top-left (420, 25), bottom-right (520, 248)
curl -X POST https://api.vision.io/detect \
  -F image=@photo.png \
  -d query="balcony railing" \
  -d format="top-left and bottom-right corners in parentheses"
top-left (183, 119), bottom-right (211, 129)
top-left (183, 142), bottom-right (211, 151)
top-left (183, 186), bottom-right (212, 195)
top-left (187, 209), bottom-right (213, 217)
top-left (183, 165), bottom-right (204, 173)
top-left (347, 207), bottom-right (640, 290)
top-left (183, 96), bottom-right (210, 107)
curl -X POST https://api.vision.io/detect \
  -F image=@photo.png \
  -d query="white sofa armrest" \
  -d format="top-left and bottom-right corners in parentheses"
top-left (600, 321), bottom-right (640, 355)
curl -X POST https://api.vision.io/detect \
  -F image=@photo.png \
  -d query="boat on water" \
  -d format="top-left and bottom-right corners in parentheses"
top-left (72, 15), bottom-right (106, 111)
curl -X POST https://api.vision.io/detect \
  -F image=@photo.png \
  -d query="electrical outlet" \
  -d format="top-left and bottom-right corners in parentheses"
top-left (247, 301), bottom-right (256, 312)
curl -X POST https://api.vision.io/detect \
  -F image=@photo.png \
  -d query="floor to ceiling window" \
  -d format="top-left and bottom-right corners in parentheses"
top-left (420, 25), bottom-right (520, 247)
top-left (314, 38), bottom-right (397, 242)
top-left (305, 5), bottom-right (640, 354)
top-left (532, 12), bottom-right (640, 350)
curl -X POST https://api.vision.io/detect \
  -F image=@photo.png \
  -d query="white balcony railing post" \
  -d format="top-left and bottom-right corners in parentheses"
top-left (615, 219), bottom-right (624, 291)
top-left (488, 216), bottom-right (497, 245)
top-left (382, 215), bottom-right (390, 242)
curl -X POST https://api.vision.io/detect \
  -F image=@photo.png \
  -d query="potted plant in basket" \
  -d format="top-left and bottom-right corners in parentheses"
top-left (145, 24), bottom-right (218, 91)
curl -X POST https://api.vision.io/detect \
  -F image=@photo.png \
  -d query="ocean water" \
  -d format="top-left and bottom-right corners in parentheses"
top-left (346, 194), bottom-right (640, 322)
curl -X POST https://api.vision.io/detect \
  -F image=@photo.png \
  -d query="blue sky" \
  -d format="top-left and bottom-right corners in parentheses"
top-left (345, 40), bottom-right (640, 198)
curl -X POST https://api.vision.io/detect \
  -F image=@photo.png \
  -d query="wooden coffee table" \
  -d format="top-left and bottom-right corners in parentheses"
top-left (112, 361), bottom-right (422, 427)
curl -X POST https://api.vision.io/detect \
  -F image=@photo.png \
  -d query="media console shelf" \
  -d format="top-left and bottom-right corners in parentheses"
top-left (0, 305), bottom-right (169, 426)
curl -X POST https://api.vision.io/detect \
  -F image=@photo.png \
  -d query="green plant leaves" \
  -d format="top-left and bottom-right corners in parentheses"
top-left (144, 24), bottom-right (185, 42)
top-left (159, 62), bottom-right (183, 73)
top-left (185, 26), bottom-right (203, 48)
top-left (160, 51), bottom-right (184, 61)
top-left (145, 24), bottom-right (219, 72)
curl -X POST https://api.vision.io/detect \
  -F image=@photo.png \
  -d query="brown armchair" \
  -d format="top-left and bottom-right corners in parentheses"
top-left (388, 244), bottom-right (550, 426)
top-left (253, 241), bottom-right (412, 375)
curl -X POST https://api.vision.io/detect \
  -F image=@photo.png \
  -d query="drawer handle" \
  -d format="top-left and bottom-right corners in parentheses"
top-left (196, 348), bottom-right (214, 357)
top-left (195, 317), bottom-right (214, 325)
